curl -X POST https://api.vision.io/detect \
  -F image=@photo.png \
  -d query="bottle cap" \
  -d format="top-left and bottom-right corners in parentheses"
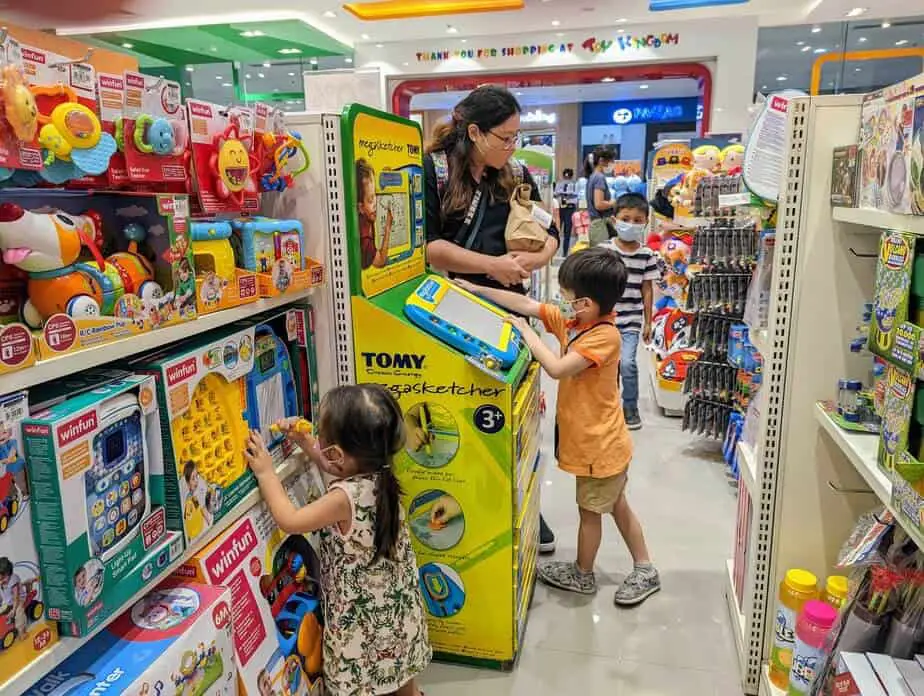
top-left (803, 599), bottom-right (837, 628)
top-left (825, 575), bottom-right (848, 599)
top-left (786, 568), bottom-right (818, 594)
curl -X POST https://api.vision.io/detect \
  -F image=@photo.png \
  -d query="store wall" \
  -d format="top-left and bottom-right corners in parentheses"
top-left (357, 17), bottom-right (758, 134)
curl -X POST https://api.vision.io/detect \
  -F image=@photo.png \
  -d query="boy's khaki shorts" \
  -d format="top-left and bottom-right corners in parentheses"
top-left (576, 473), bottom-right (628, 514)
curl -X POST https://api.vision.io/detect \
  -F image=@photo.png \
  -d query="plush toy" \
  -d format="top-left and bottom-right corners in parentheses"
top-left (692, 144), bottom-right (722, 173)
top-left (720, 144), bottom-right (745, 175)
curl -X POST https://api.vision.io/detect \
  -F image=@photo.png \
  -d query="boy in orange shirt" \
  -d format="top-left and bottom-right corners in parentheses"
top-left (457, 247), bottom-right (659, 605)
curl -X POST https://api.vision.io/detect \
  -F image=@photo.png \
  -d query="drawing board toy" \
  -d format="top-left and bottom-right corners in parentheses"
top-left (404, 275), bottom-right (524, 371)
top-left (375, 165), bottom-right (424, 264)
top-left (22, 375), bottom-right (179, 636)
top-left (23, 579), bottom-right (234, 696)
top-left (191, 220), bottom-right (258, 314)
top-left (0, 390), bottom-right (59, 680)
top-left (172, 469), bottom-right (324, 696)
top-left (132, 325), bottom-right (257, 545)
top-left (246, 324), bottom-right (298, 446)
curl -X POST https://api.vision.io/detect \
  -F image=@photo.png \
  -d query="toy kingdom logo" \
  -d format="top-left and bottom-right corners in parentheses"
top-left (56, 411), bottom-right (98, 446)
top-left (205, 519), bottom-right (258, 584)
top-left (166, 357), bottom-right (198, 386)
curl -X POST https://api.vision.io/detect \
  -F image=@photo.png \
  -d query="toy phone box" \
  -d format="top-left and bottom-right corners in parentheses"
top-left (831, 145), bottom-right (860, 208)
top-left (172, 469), bottom-right (324, 696)
top-left (187, 100), bottom-right (259, 215)
top-left (97, 72), bottom-right (130, 187)
top-left (404, 275), bottom-right (523, 370)
top-left (131, 324), bottom-right (258, 545)
top-left (122, 72), bottom-right (187, 184)
top-left (375, 166), bottom-right (425, 264)
top-left (191, 220), bottom-right (259, 314)
top-left (0, 390), bottom-right (59, 679)
top-left (23, 579), bottom-right (235, 696)
top-left (22, 375), bottom-right (182, 636)
top-left (858, 76), bottom-right (919, 215)
top-left (0, 39), bottom-right (43, 174)
top-left (230, 217), bottom-right (324, 297)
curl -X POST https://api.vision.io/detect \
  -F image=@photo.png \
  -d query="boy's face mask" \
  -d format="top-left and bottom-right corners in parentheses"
top-left (558, 296), bottom-right (589, 321)
top-left (615, 220), bottom-right (646, 243)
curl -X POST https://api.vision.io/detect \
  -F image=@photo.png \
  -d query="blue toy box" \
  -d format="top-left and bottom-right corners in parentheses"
top-left (230, 217), bottom-right (323, 297)
top-left (23, 579), bottom-right (235, 696)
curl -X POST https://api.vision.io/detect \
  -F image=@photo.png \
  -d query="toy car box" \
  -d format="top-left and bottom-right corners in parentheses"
top-left (0, 391), bottom-right (58, 681)
top-left (130, 325), bottom-right (259, 546)
top-left (23, 579), bottom-right (235, 696)
top-left (172, 468), bottom-right (324, 695)
top-left (22, 375), bottom-right (181, 636)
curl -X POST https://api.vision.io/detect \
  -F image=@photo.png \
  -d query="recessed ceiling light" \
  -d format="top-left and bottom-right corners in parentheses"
top-left (278, 48), bottom-right (301, 55)
top-left (601, 77), bottom-right (615, 83)
top-left (551, 19), bottom-right (560, 26)
top-left (185, 82), bottom-right (191, 87)
top-left (222, 82), bottom-right (232, 87)
top-left (215, 75), bottom-right (223, 80)
top-left (245, 73), bottom-right (252, 79)
top-left (881, 21), bottom-right (891, 28)
top-left (403, 61), bottom-right (409, 66)
top-left (801, 45), bottom-right (812, 52)
top-left (762, 85), bottom-right (768, 89)
top-left (446, 25), bottom-right (458, 34)
top-left (776, 75), bottom-right (788, 81)
top-left (375, 43), bottom-right (384, 48)
top-left (811, 26), bottom-right (821, 33)
top-left (556, 32), bottom-right (564, 37)
top-left (617, 28), bottom-right (625, 33)
top-left (858, 36), bottom-right (868, 42)
top-left (288, 71), bottom-right (296, 76)
top-left (345, 57), bottom-right (353, 63)
top-left (814, 47), bottom-right (826, 53)
top-left (896, 39), bottom-right (909, 45)
top-left (461, 39), bottom-right (468, 43)
top-left (615, 17), bottom-right (627, 22)
top-left (845, 7), bottom-right (867, 17)
top-left (121, 42), bottom-right (133, 48)
top-left (796, 40), bottom-right (805, 45)
top-left (515, 91), bottom-right (522, 96)
top-left (274, 88), bottom-right (279, 92)
top-left (323, 10), bottom-right (336, 18)
top-left (855, 67), bottom-right (862, 72)
top-left (210, 46), bottom-right (218, 52)
top-left (309, 58), bottom-right (318, 65)
top-left (639, 83), bottom-right (649, 89)
top-left (240, 30), bottom-right (264, 37)
top-left (361, 33), bottom-right (370, 40)
top-left (257, 72), bottom-right (265, 78)
top-left (716, 107), bottom-right (724, 112)
top-left (185, 66), bottom-right (194, 72)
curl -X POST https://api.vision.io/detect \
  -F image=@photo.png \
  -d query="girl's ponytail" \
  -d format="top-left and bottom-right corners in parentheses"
top-left (373, 463), bottom-right (402, 562)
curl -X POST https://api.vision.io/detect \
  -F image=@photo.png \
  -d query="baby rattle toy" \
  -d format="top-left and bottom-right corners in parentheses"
top-left (133, 114), bottom-right (189, 156)
top-left (261, 130), bottom-right (309, 192)
top-left (211, 123), bottom-right (257, 204)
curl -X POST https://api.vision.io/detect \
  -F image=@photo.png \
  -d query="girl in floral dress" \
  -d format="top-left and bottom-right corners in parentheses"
top-left (245, 384), bottom-right (431, 696)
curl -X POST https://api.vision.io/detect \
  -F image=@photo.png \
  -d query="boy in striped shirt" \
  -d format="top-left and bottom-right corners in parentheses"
top-left (604, 193), bottom-right (660, 430)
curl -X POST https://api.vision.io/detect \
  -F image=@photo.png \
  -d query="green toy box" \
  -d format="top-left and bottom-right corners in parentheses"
top-left (130, 325), bottom-right (258, 546)
top-left (22, 375), bottom-right (182, 636)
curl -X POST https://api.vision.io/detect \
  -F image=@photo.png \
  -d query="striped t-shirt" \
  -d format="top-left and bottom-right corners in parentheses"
top-left (606, 242), bottom-right (661, 332)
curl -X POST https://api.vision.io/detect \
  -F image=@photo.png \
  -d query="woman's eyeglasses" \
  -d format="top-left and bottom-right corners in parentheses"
top-left (488, 129), bottom-right (522, 150)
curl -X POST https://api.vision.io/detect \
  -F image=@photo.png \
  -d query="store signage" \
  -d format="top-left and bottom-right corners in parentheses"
top-left (415, 31), bottom-right (680, 62)
top-left (582, 98), bottom-right (699, 126)
top-left (522, 109), bottom-right (557, 125)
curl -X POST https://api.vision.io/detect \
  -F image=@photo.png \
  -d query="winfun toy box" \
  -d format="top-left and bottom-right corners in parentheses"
top-left (22, 375), bottom-right (184, 636)
top-left (23, 579), bottom-right (235, 696)
top-left (0, 391), bottom-right (58, 679)
top-left (172, 468), bottom-right (324, 695)
top-left (131, 325), bottom-right (259, 545)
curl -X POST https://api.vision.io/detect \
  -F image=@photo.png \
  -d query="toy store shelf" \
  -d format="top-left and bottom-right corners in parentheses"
top-left (747, 325), bottom-right (770, 358)
top-left (737, 440), bottom-right (758, 497)
top-left (760, 665), bottom-right (786, 696)
top-left (724, 558), bottom-right (747, 674)
top-left (832, 207), bottom-right (924, 235)
top-left (0, 289), bottom-right (315, 395)
top-left (1, 455), bottom-right (303, 696)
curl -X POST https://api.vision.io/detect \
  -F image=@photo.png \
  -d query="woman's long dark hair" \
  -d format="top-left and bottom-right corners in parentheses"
top-left (318, 384), bottom-right (405, 562)
top-left (425, 85), bottom-right (521, 220)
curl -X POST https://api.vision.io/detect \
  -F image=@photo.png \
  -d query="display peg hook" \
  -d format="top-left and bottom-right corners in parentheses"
top-left (49, 48), bottom-right (94, 69)
top-left (848, 247), bottom-right (877, 259)
top-left (827, 480), bottom-right (875, 494)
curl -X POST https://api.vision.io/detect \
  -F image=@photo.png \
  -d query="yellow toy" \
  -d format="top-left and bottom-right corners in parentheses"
top-left (270, 418), bottom-right (313, 438)
top-left (1, 65), bottom-right (37, 142)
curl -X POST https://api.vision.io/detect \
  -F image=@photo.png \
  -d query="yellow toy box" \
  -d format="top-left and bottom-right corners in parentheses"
top-left (0, 391), bottom-right (57, 684)
top-left (23, 579), bottom-right (235, 696)
top-left (131, 326), bottom-right (258, 546)
top-left (191, 220), bottom-right (260, 315)
top-left (172, 467), bottom-right (324, 695)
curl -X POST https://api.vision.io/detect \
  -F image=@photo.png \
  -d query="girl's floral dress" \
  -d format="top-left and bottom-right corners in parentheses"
top-left (320, 475), bottom-right (431, 695)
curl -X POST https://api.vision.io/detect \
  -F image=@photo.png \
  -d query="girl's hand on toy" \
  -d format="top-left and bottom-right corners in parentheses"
top-left (429, 495), bottom-right (462, 528)
top-left (274, 418), bottom-right (318, 454)
top-left (245, 430), bottom-right (275, 478)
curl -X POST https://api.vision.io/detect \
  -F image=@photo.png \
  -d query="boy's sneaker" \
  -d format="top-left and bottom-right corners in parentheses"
top-left (624, 407), bottom-right (642, 431)
top-left (614, 566), bottom-right (661, 606)
top-left (537, 561), bottom-right (597, 595)
top-left (539, 515), bottom-right (556, 554)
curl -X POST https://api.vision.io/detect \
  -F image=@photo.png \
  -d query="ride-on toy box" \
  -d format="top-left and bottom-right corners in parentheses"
top-left (0, 391), bottom-right (58, 681)
top-left (23, 579), bottom-right (235, 696)
top-left (172, 469), bottom-right (324, 696)
top-left (132, 325), bottom-right (258, 545)
top-left (22, 375), bottom-right (183, 636)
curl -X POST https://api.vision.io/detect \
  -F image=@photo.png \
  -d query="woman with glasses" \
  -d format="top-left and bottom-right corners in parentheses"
top-left (423, 85), bottom-right (560, 554)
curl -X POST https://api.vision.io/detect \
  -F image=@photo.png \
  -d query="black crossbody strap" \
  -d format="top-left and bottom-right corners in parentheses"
top-left (566, 321), bottom-right (613, 349)
top-left (453, 181), bottom-right (489, 250)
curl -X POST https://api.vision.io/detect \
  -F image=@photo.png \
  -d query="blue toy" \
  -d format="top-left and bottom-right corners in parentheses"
top-left (245, 325), bottom-right (298, 446)
top-left (231, 217), bottom-right (305, 275)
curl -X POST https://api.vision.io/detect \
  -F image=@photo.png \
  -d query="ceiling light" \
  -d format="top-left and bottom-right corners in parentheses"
top-left (515, 91), bottom-right (522, 96)
top-left (403, 62), bottom-right (409, 66)
top-left (185, 66), bottom-right (194, 72)
top-left (215, 75), bottom-right (223, 80)
top-left (121, 42), bottom-right (133, 48)
top-left (210, 47), bottom-right (218, 52)
top-left (811, 26), bottom-right (821, 33)
top-left (617, 28), bottom-right (625, 33)
top-left (461, 39), bottom-right (468, 43)
top-left (881, 21), bottom-right (891, 28)
top-left (762, 85), bottom-right (768, 89)
top-left (855, 67), bottom-right (862, 72)
top-left (639, 83), bottom-right (649, 89)
top-left (222, 82), bottom-right (232, 87)
top-left (716, 107), bottom-right (724, 112)
top-left (896, 39), bottom-right (909, 46)
top-left (323, 10), bottom-right (336, 18)
top-left (551, 19), bottom-right (560, 26)
top-left (257, 72), bottom-right (265, 78)
top-left (240, 30), bottom-right (264, 37)
top-left (858, 36), bottom-right (868, 42)
top-left (556, 32), bottom-right (564, 37)
top-left (446, 25), bottom-right (458, 34)
top-left (801, 45), bottom-right (812, 52)
top-left (615, 17), bottom-right (627, 22)
top-left (375, 43), bottom-right (383, 48)
top-left (776, 75), bottom-right (788, 81)
top-left (288, 71), bottom-right (296, 76)
top-left (845, 7), bottom-right (867, 17)
top-left (309, 58), bottom-right (318, 65)
top-left (262, 62), bottom-right (271, 67)
top-left (273, 88), bottom-right (279, 92)
top-left (345, 57), bottom-right (353, 63)
top-left (361, 33), bottom-right (370, 40)
top-left (814, 47), bottom-right (826, 53)
top-left (185, 82), bottom-right (191, 87)
top-left (601, 77), bottom-right (615, 83)
top-left (278, 48), bottom-right (301, 55)
top-left (796, 40), bottom-right (805, 45)
top-left (245, 73), bottom-right (252, 79)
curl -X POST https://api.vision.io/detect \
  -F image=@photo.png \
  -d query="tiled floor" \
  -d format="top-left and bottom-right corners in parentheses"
top-left (420, 272), bottom-right (744, 695)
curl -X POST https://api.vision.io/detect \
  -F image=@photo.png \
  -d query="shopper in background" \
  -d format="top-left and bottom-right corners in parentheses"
top-left (424, 84), bottom-right (560, 554)
top-left (603, 193), bottom-right (660, 430)
top-left (585, 147), bottom-right (617, 246)
top-left (554, 168), bottom-right (577, 255)
top-left (245, 385), bottom-right (431, 696)
top-left (455, 249), bottom-right (660, 606)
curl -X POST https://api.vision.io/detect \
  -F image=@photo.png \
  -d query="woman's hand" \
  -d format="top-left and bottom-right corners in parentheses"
top-left (487, 254), bottom-right (530, 287)
top-left (245, 430), bottom-right (275, 478)
top-left (510, 236), bottom-right (558, 272)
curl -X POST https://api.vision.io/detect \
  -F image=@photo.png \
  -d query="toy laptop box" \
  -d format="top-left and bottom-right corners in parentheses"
top-left (0, 391), bottom-right (59, 678)
top-left (172, 469), bottom-right (324, 696)
top-left (23, 579), bottom-right (235, 696)
top-left (191, 220), bottom-right (259, 315)
top-left (230, 217), bottom-right (324, 297)
top-left (132, 325), bottom-right (259, 546)
top-left (22, 375), bottom-right (181, 636)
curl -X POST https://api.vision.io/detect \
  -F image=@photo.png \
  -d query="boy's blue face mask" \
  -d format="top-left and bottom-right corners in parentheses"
top-left (615, 220), bottom-right (646, 243)
top-left (558, 297), bottom-right (589, 321)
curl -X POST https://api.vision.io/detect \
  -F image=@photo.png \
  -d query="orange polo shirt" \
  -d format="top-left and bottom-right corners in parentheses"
top-left (540, 304), bottom-right (633, 478)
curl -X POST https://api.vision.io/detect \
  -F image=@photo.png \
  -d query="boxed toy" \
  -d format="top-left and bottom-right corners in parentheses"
top-left (22, 374), bottom-right (183, 636)
top-left (0, 38), bottom-right (43, 176)
top-left (231, 217), bottom-right (324, 297)
top-left (0, 191), bottom-right (197, 359)
top-left (913, 89), bottom-right (924, 215)
top-left (23, 579), bottom-right (235, 696)
top-left (122, 72), bottom-right (188, 185)
top-left (831, 144), bottom-right (860, 207)
top-left (0, 391), bottom-right (58, 680)
top-left (97, 72), bottom-right (130, 187)
top-left (172, 468), bottom-right (324, 696)
top-left (191, 220), bottom-right (259, 314)
top-left (131, 325), bottom-right (259, 545)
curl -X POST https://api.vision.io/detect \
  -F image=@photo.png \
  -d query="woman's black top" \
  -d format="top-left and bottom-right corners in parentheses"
top-left (423, 153), bottom-right (559, 294)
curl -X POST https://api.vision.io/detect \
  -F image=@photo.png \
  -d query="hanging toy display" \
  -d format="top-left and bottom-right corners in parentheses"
top-left (132, 113), bottom-right (188, 157)
top-left (1, 64), bottom-right (37, 142)
top-left (211, 123), bottom-right (257, 203)
top-left (261, 130), bottom-right (309, 192)
top-left (121, 72), bottom-right (187, 185)
top-left (36, 98), bottom-right (117, 178)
